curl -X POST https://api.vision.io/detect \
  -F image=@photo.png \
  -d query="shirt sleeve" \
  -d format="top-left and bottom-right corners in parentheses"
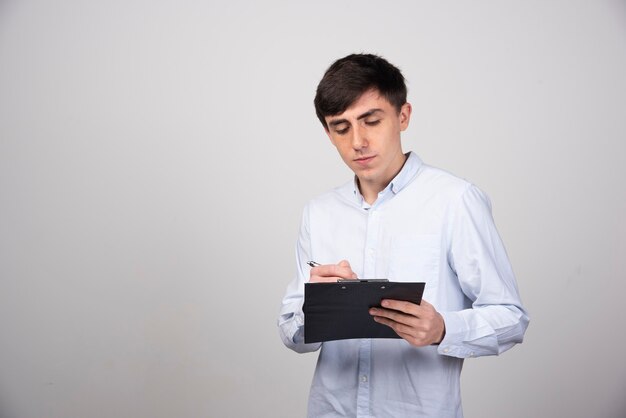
top-left (277, 204), bottom-right (322, 354)
top-left (438, 185), bottom-right (530, 358)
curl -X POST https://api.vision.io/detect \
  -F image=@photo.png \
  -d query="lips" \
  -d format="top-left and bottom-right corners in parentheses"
top-left (354, 156), bottom-right (375, 165)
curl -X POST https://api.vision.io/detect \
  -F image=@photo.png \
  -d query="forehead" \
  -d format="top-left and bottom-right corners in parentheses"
top-left (326, 89), bottom-right (394, 121)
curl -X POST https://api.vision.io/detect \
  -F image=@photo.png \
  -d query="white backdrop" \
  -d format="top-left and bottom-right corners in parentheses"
top-left (1, 1), bottom-right (625, 417)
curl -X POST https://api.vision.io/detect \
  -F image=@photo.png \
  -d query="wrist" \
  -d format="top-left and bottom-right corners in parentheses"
top-left (434, 313), bottom-right (446, 344)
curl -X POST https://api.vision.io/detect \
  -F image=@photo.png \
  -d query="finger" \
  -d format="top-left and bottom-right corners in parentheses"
top-left (309, 274), bottom-right (343, 283)
top-left (419, 299), bottom-right (432, 308)
top-left (336, 259), bottom-right (357, 279)
top-left (311, 262), bottom-right (356, 280)
top-left (395, 330), bottom-right (430, 347)
top-left (337, 259), bottom-right (351, 268)
top-left (372, 315), bottom-right (431, 347)
top-left (379, 299), bottom-right (420, 315)
top-left (372, 315), bottom-right (419, 337)
top-left (408, 299), bottom-right (438, 319)
top-left (416, 299), bottom-right (434, 312)
top-left (369, 307), bottom-right (416, 326)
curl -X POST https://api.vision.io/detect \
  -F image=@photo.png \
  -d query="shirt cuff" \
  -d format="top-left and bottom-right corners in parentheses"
top-left (437, 311), bottom-right (498, 358)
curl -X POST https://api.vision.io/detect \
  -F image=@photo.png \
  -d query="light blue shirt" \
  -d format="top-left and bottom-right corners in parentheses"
top-left (278, 152), bottom-right (529, 417)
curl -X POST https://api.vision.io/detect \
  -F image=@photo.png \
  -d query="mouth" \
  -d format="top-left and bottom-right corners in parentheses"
top-left (354, 155), bottom-right (376, 164)
top-left (354, 155), bottom-right (376, 165)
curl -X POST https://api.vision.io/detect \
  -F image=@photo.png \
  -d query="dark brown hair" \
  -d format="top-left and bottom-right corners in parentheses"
top-left (314, 54), bottom-right (407, 129)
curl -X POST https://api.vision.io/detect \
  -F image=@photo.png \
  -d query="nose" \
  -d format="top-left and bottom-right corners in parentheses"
top-left (351, 125), bottom-right (368, 150)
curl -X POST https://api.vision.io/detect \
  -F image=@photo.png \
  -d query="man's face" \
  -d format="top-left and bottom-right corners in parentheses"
top-left (324, 89), bottom-right (412, 191)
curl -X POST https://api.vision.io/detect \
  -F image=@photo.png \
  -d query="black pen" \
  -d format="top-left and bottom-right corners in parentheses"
top-left (307, 261), bottom-right (321, 267)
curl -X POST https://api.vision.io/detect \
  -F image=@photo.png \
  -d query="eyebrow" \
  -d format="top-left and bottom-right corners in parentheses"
top-left (328, 108), bottom-right (384, 128)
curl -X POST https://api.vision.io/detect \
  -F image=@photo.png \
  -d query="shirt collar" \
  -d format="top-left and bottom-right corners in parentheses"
top-left (351, 151), bottom-right (423, 206)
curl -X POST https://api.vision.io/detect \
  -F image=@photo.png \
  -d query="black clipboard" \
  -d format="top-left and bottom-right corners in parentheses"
top-left (303, 281), bottom-right (425, 343)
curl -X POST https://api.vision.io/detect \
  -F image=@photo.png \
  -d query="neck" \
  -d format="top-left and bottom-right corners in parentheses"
top-left (359, 183), bottom-right (380, 205)
top-left (358, 152), bottom-right (408, 204)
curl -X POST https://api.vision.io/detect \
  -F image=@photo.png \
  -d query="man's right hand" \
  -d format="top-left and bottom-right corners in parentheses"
top-left (309, 260), bottom-right (358, 283)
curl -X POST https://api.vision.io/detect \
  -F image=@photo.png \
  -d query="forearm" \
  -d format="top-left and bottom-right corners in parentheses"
top-left (278, 306), bottom-right (321, 353)
top-left (438, 304), bottom-right (529, 358)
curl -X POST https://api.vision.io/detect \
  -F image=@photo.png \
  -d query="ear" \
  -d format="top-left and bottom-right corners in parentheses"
top-left (399, 102), bottom-right (412, 131)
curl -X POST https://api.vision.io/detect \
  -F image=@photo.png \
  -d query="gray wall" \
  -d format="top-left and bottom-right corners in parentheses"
top-left (1, 1), bottom-right (625, 417)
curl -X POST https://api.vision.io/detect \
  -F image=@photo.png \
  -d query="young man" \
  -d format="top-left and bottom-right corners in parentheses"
top-left (278, 54), bottom-right (529, 417)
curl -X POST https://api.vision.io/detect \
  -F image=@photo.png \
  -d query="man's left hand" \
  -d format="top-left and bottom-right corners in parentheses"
top-left (369, 299), bottom-right (446, 347)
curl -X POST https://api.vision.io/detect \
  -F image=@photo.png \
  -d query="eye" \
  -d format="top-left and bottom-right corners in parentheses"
top-left (334, 126), bottom-right (349, 135)
top-left (365, 120), bottom-right (380, 126)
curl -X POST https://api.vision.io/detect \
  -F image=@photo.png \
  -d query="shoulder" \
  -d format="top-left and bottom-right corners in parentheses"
top-left (411, 163), bottom-right (474, 200)
top-left (398, 163), bottom-right (494, 218)
top-left (418, 165), bottom-right (495, 220)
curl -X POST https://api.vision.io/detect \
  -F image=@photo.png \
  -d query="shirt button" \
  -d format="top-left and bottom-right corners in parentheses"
top-left (361, 375), bottom-right (368, 383)
top-left (443, 347), bottom-right (450, 353)
top-left (470, 352), bottom-right (475, 357)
